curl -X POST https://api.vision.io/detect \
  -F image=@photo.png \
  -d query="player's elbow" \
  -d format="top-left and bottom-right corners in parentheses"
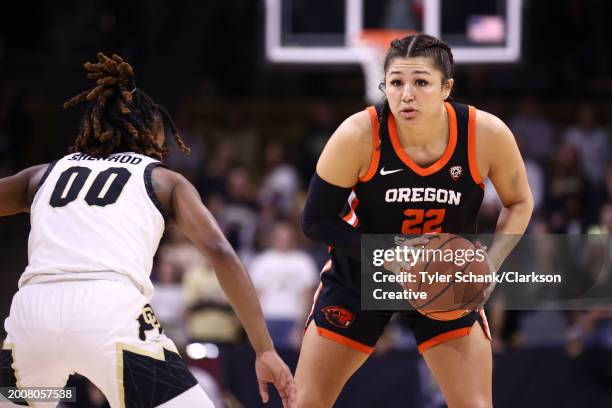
top-left (301, 212), bottom-right (321, 243)
top-left (504, 190), bottom-right (534, 219)
top-left (520, 189), bottom-right (535, 216)
top-left (301, 194), bottom-right (330, 243)
top-left (201, 237), bottom-right (236, 263)
top-left (300, 212), bottom-right (312, 238)
top-left (526, 190), bottom-right (535, 215)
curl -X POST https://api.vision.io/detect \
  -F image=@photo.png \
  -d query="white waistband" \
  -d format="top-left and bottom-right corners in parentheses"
top-left (21, 271), bottom-right (145, 294)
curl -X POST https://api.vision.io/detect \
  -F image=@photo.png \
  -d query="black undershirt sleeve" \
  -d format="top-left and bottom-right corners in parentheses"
top-left (301, 173), bottom-right (361, 260)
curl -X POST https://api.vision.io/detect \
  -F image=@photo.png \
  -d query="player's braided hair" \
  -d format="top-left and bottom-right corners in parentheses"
top-left (63, 52), bottom-right (190, 161)
top-left (377, 34), bottom-right (455, 134)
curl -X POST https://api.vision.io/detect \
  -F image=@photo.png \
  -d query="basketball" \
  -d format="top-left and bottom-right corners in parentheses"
top-left (403, 233), bottom-right (491, 321)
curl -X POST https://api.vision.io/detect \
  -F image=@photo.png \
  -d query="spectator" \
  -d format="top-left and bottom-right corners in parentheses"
top-left (182, 252), bottom-right (243, 345)
top-left (198, 139), bottom-right (238, 198)
top-left (208, 111), bottom-right (258, 169)
top-left (562, 103), bottom-right (610, 186)
top-left (508, 97), bottom-right (556, 163)
top-left (249, 221), bottom-right (318, 349)
top-left (515, 136), bottom-right (546, 214)
top-left (298, 102), bottom-right (337, 183)
top-left (151, 253), bottom-right (188, 348)
top-left (259, 140), bottom-right (300, 217)
top-left (584, 203), bottom-right (612, 295)
top-left (222, 165), bottom-right (259, 260)
top-left (546, 143), bottom-right (590, 233)
top-left (157, 227), bottom-right (242, 344)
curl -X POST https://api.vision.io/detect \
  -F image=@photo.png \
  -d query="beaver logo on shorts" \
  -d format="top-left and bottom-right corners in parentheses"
top-left (322, 306), bottom-right (355, 328)
top-left (450, 165), bottom-right (462, 181)
top-left (136, 304), bottom-right (163, 341)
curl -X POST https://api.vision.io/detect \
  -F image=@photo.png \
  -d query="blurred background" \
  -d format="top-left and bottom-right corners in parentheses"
top-left (1, 0), bottom-right (612, 407)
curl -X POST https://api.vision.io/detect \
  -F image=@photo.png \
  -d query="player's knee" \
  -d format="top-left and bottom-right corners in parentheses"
top-left (448, 394), bottom-right (492, 408)
top-left (296, 382), bottom-right (334, 408)
top-left (297, 394), bottom-right (330, 408)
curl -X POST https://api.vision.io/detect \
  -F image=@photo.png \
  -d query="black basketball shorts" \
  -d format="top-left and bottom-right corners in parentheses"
top-left (306, 261), bottom-right (492, 354)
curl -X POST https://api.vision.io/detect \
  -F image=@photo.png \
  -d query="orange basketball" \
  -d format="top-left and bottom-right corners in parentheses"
top-left (403, 233), bottom-right (491, 321)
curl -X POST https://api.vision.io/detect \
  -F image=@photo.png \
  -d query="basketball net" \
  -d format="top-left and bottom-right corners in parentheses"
top-left (352, 29), bottom-right (418, 104)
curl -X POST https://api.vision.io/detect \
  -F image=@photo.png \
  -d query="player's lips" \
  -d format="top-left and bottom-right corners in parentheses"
top-left (399, 107), bottom-right (418, 118)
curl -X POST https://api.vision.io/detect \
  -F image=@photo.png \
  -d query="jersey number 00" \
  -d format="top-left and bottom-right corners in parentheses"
top-left (49, 166), bottom-right (132, 207)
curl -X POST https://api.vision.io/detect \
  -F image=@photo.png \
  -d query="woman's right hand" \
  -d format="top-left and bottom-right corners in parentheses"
top-left (255, 349), bottom-right (297, 408)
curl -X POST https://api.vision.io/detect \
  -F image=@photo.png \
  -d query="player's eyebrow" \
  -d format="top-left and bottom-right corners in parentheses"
top-left (388, 69), bottom-right (432, 76)
top-left (411, 70), bottom-right (431, 75)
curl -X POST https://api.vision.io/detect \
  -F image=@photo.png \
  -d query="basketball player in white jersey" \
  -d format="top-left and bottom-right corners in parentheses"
top-left (0, 53), bottom-right (296, 408)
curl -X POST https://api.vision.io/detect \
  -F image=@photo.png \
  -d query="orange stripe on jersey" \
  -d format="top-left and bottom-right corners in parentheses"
top-left (358, 106), bottom-right (381, 183)
top-left (305, 282), bottom-right (323, 326)
top-left (467, 105), bottom-right (484, 189)
top-left (342, 192), bottom-right (360, 227)
top-left (388, 101), bottom-right (458, 177)
top-left (417, 327), bottom-right (471, 354)
top-left (350, 195), bottom-right (359, 227)
top-left (316, 325), bottom-right (375, 354)
top-left (479, 309), bottom-right (492, 340)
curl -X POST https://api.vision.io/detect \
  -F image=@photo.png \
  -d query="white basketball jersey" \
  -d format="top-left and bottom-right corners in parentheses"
top-left (19, 152), bottom-right (166, 299)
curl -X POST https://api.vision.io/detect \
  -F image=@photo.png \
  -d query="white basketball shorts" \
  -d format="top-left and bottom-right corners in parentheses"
top-left (1, 280), bottom-right (214, 408)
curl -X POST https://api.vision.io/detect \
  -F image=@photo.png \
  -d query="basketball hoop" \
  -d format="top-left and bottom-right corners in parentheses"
top-left (265, 0), bottom-right (523, 104)
top-left (355, 29), bottom-right (418, 57)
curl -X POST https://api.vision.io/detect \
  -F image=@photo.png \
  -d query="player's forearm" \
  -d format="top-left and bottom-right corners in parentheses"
top-left (207, 245), bottom-right (274, 355)
top-left (301, 216), bottom-right (362, 259)
top-left (488, 198), bottom-right (534, 270)
top-left (301, 173), bottom-right (361, 259)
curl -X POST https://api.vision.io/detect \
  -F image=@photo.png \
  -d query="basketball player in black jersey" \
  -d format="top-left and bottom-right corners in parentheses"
top-left (297, 35), bottom-right (533, 407)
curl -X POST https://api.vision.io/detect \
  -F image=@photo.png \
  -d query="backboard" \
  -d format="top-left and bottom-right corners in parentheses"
top-left (265, 0), bottom-right (523, 102)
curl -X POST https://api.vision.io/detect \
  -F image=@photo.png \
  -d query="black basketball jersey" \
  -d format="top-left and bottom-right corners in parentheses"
top-left (329, 101), bottom-right (485, 290)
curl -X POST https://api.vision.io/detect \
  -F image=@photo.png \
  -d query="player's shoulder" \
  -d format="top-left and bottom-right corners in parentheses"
top-left (340, 109), bottom-right (372, 133)
top-left (474, 108), bottom-right (515, 147)
top-left (473, 108), bottom-right (518, 165)
top-left (151, 165), bottom-right (189, 186)
top-left (475, 109), bottom-right (512, 138)
top-left (149, 166), bottom-right (196, 219)
top-left (317, 108), bottom-right (376, 185)
top-left (330, 109), bottom-right (374, 151)
top-left (151, 166), bottom-right (200, 198)
top-left (10, 163), bottom-right (54, 208)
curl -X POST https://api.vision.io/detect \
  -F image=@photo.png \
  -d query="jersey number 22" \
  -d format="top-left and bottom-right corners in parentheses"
top-left (401, 208), bottom-right (445, 234)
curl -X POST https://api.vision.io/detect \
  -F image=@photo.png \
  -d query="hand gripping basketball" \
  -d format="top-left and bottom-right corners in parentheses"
top-left (388, 233), bottom-right (495, 321)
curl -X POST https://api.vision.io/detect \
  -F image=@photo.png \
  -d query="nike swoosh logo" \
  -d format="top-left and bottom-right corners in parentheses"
top-left (380, 167), bottom-right (404, 176)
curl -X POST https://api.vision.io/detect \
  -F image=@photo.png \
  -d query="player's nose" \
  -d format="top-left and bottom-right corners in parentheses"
top-left (401, 84), bottom-right (415, 101)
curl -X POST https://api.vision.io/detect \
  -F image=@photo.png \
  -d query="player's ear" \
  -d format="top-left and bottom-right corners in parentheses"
top-left (443, 78), bottom-right (454, 100)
